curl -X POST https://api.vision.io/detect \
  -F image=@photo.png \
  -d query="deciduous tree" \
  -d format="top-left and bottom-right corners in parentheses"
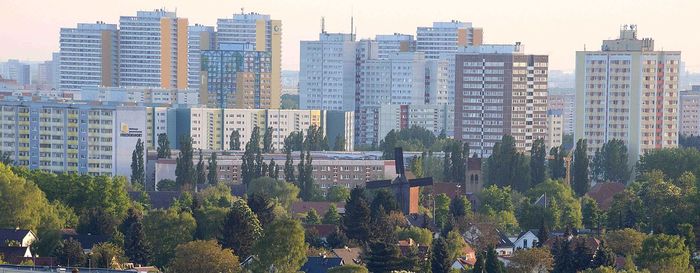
top-left (168, 240), bottom-right (241, 273)
top-left (252, 218), bottom-right (307, 273)
top-left (219, 199), bottom-right (262, 258)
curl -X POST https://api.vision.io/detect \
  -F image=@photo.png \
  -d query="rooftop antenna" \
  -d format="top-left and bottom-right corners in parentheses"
top-left (321, 17), bottom-right (325, 33)
top-left (350, 16), bottom-right (354, 36)
top-left (241, 7), bottom-right (245, 14)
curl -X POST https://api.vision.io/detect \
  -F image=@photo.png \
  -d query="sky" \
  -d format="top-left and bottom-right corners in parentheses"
top-left (1, 0), bottom-right (699, 72)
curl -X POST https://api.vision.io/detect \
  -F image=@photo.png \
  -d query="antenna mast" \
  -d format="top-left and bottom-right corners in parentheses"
top-left (321, 17), bottom-right (325, 33)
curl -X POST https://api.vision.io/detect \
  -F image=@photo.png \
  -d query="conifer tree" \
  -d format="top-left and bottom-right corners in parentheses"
top-left (431, 237), bottom-right (451, 273)
top-left (207, 152), bottom-right (218, 185)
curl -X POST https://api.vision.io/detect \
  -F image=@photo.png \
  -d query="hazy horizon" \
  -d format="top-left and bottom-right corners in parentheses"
top-left (2, 0), bottom-right (699, 73)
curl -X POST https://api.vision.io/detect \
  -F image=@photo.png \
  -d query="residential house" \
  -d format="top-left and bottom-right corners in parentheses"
top-left (513, 230), bottom-right (540, 250)
top-left (0, 229), bottom-right (36, 247)
top-left (331, 247), bottom-right (362, 265)
top-left (300, 256), bottom-right (344, 273)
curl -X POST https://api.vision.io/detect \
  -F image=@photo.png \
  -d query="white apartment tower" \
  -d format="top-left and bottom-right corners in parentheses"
top-left (679, 86), bottom-right (700, 137)
top-left (375, 33), bottom-right (415, 59)
top-left (575, 25), bottom-right (681, 161)
top-left (187, 24), bottom-right (216, 90)
top-left (416, 21), bottom-right (483, 60)
top-left (300, 32), bottom-right (358, 112)
top-left (118, 9), bottom-right (189, 89)
top-left (59, 22), bottom-right (118, 91)
top-left (216, 12), bottom-right (282, 108)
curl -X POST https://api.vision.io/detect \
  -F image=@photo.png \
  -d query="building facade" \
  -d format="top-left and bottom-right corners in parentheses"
top-left (0, 60), bottom-right (31, 87)
top-left (76, 86), bottom-right (199, 106)
top-left (216, 12), bottom-right (282, 108)
top-left (416, 21), bottom-right (483, 60)
top-left (547, 93), bottom-right (575, 135)
top-left (356, 52), bottom-right (427, 145)
top-left (0, 101), bottom-right (146, 178)
top-left (187, 24), bottom-right (216, 90)
top-left (375, 33), bottom-right (415, 59)
top-left (377, 104), bottom-right (454, 143)
top-left (200, 44), bottom-right (272, 108)
top-left (119, 9), bottom-right (189, 89)
top-left (547, 109), bottom-right (564, 150)
top-left (679, 86), bottom-right (700, 137)
top-left (151, 152), bottom-right (389, 192)
top-left (574, 25), bottom-right (680, 160)
top-left (154, 107), bottom-right (354, 152)
top-left (454, 44), bottom-right (549, 157)
top-left (59, 22), bottom-right (118, 91)
top-left (300, 32), bottom-right (358, 112)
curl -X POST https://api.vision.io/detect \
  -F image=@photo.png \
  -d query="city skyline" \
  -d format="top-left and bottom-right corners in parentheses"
top-left (1, 0), bottom-right (699, 72)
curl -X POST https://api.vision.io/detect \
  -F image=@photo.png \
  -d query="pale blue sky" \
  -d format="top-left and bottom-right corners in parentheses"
top-left (1, 0), bottom-right (698, 72)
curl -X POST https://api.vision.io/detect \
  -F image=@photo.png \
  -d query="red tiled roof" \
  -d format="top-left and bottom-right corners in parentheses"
top-left (586, 182), bottom-right (626, 210)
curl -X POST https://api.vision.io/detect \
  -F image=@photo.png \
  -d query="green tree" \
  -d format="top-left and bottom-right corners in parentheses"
top-left (157, 133), bottom-right (171, 159)
top-left (229, 130), bottom-right (241, 150)
top-left (572, 139), bottom-right (590, 196)
top-left (343, 188), bottom-right (371, 243)
top-left (219, 199), bottom-right (262, 258)
top-left (473, 251), bottom-right (485, 273)
top-left (298, 150), bottom-right (318, 201)
top-left (573, 240), bottom-right (594, 271)
top-left (638, 147), bottom-right (700, 182)
top-left (410, 155), bottom-right (424, 178)
top-left (434, 193), bottom-right (451, 229)
top-left (365, 241), bottom-right (404, 273)
top-left (530, 138), bottom-right (547, 186)
top-left (397, 226), bottom-right (433, 246)
top-left (323, 204), bottom-right (342, 225)
top-left (327, 186), bottom-right (350, 202)
top-left (157, 179), bottom-right (177, 191)
top-left (193, 207), bottom-right (228, 240)
top-left (637, 234), bottom-right (692, 273)
top-left (304, 209), bottom-right (322, 224)
top-left (263, 128), bottom-right (273, 153)
top-left (446, 229), bottom-right (467, 261)
top-left (175, 136), bottom-right (195, 191)
top-left (333, 135), bottom-right (346, 151)
top-left (246, 177), bottom-right (299, 209)
top-left (56, 238), bottom-right (86, 267)
top-left (370, 189), bottom-right (400, 217)
top-left (449, 195), bottom-right (472, 218)
top-left (130, 138), bottom-right (145, 187)
top-left (675, 223), bottom-right (696, 255)
top-left (284, 145), bottom-right (295, 182)
top-left (552, 238), bottom-right (575, 273)
top-left (591, 139), bottom-right (630, 183)
top-left (195, 149), bottom-right (206, 186)
top-left (581, 196), bottom-right (601, 229)
top-left (549, 146), bottom-right (567, 180)
top-left (431, 237), bottom-right (451, 273)
top-left (605, 228), bottom-right (647, 257)
top-left (479, 185), bottom-right (514, 213)
top-left (123, 209), bottom-right (151, 265)
top-left (252, 218), bottom-right (307, 273)
top-left (144, 208), bottom-right (197, 267)
top-left (247, 193), bottom-right (276, 228)
top-left (0, 164), bottom-right (69, 232)
top-left (168, 240), bottom-right (241, 273)
top-left (591, 240), bottom-right (616, 268)
top-left (507, 248), bottom-right (554, 273)
top-left (90, 242), bottom-right (125, 269)
top-left (485, 246), bottom-right (506, 273)
top-left (486, 135), bottom-right (530, 191)
top-left (328, 265), bottom-right (369, 273)
top-left (207, 152), bottom-right (218, 185)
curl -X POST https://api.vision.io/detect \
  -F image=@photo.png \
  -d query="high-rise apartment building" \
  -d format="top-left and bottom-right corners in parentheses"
top-left (574, 25), bottom-right (681, 160)
top-left (378, 104), bottom-right (453, 143)
top-left (547, 109), bottom-right (564, 150)
top-left (454, 44), bottom-right (549, 157)
top-left (300, 32), bottom-right (358, 112)
top-left (217, 12), bottom-right (282, 108)
top-left (678, 85), bottom-right (700, 136)
top-left (187, 24), bottom-right (216, 90)
top-left (0, 101), bottom-right (146, 178)
top-left (59, 22), bottom-right (118, 91)
top-left (375, 33), bottom-right (415, 59)
top-left (356, 52), bottom-right (426, 145)
top-left (416, 21), bottom-right (483, 60)
top-left (157, 107), bottom-right (354, 152)
top-left (200, 44), bottom-right (272, 109)
top-left (0, 60), bottom-right (31, 87)
top-left (547, 93), bottom-right (575, 135)
top-left (119, 9), bottom-right (188, 89)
